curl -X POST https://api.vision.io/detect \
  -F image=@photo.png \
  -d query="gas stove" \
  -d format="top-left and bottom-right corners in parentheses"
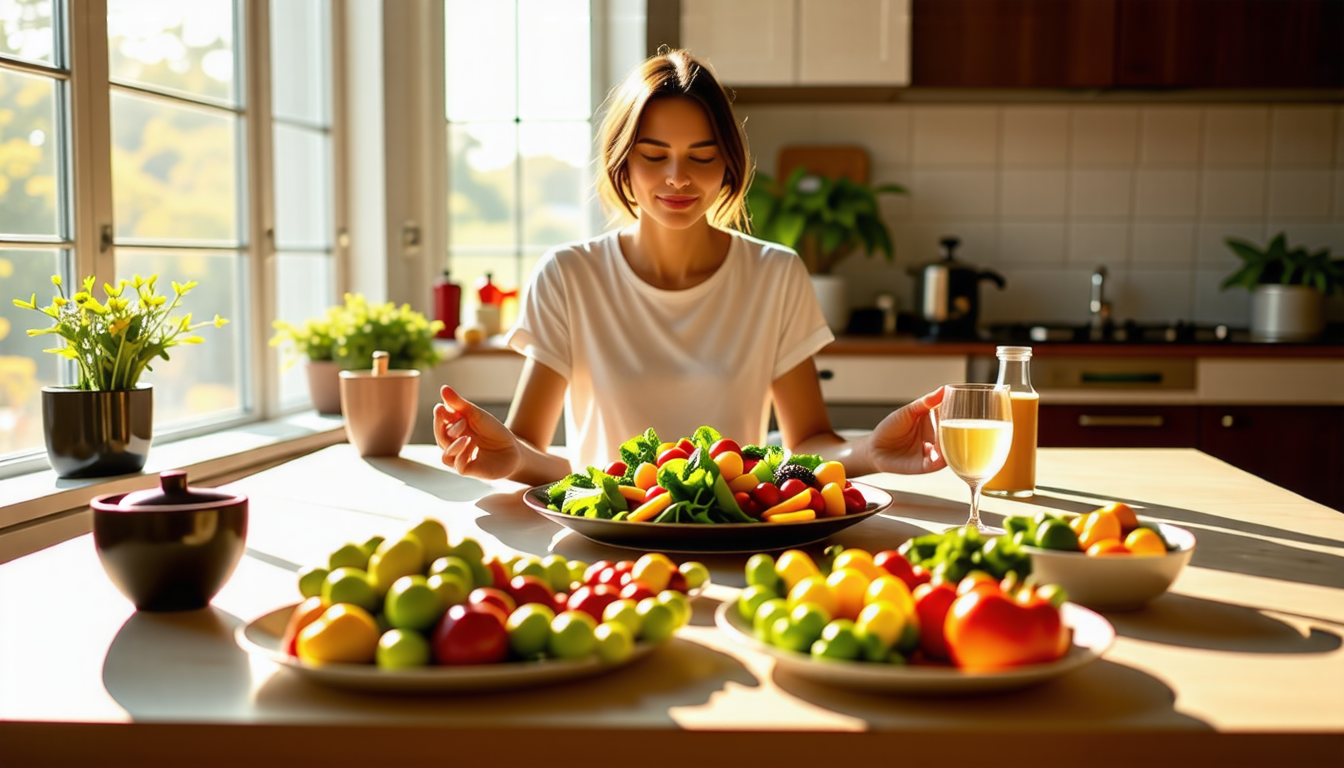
top-left (987, 320), bottom-right (1249, 345)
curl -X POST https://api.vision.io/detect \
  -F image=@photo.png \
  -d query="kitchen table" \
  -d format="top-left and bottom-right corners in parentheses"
top-left (3, 445), bottom-right (1342, 767)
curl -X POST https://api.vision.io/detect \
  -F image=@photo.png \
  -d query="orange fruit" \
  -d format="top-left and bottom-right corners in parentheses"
top-left (787, 573), bottom-right (839, 619)
top-left (1124, 527), bottom-right (1168, 556)
top-left (296, 603), bottom-right (380, 664)
top-left (1099, 502), bottom-right (1140, 535)
top-left (831, 548), bottom-right (882, 581)
top-left (1086, 539), bottom-right (1129, 556)
top-left (1079, 510), bottom-right (1122, 550)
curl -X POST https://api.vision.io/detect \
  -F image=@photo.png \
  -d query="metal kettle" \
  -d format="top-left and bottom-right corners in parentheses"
top-left (910, 236), bottom-right (1006, 339)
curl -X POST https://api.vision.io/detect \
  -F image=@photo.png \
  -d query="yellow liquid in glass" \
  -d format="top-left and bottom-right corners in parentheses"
top-left (939, 419), bottom-right (1013, 485)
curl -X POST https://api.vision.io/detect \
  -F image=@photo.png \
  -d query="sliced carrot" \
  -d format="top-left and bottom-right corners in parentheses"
top-left (617, 485), bottom-right (646, 503)
top-left (766, 509), bottom-right (817, 523)
top-left (628, 492), bottom-right (674, 522)
top-left (761, 488), bottom-right (813, 519)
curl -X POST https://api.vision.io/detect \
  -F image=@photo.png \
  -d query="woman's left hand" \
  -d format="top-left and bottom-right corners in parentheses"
top-left (867, 387), bottom-right (946, 474)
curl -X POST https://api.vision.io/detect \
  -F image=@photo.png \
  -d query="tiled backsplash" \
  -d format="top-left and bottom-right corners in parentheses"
top-left (738, 103), bottom-right (1344, 328)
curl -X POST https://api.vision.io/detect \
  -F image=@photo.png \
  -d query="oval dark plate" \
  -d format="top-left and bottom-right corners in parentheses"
top-left (522, 481), bottom-right (893, 554)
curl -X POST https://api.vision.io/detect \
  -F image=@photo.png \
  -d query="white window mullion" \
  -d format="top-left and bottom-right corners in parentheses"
top-left (65, 0), bottom-right (114, 283)
top-left (244, 0), bottom-right (277, 417)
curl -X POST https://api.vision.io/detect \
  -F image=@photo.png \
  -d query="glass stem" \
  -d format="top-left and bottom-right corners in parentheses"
top-left (967, 483), bottom-right (984, 530)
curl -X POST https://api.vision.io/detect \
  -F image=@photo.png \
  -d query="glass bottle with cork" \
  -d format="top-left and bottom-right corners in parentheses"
top-left (984, 345), bottom-right (1037, 498)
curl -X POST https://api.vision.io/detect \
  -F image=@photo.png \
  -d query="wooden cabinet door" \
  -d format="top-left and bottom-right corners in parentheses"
top-left (798, 0), bottom-right (912, 85)
top-left (1115, 0), bottom-right (1344, 88)
top-left (681, 0), bottom-right (796, 85)
top-left (1038, 404), bottom-right (1200, 448)
top-left (1198, 406), bottom-right (1343, 511)
top-left (910, 0), bottom-right (1117, 87)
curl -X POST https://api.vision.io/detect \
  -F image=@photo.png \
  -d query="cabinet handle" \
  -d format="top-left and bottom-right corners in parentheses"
top-left (1221, 415), bottom-right (1234, 428)
top-left (1078, 415), bottom-right (1164, 428)
top-left (818, 369), bottom-right (835, 380)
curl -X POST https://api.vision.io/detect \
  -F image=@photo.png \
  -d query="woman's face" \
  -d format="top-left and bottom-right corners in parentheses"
top-left (625, 96), bottom-right (726, 231)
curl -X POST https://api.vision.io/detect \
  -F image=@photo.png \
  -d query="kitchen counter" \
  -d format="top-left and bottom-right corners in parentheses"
top-left (4, 444), bottom-right (1342, 766)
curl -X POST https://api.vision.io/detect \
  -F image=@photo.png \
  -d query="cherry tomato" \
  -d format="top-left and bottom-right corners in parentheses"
top-left (645, 485), bottom-right (668, 502)
top-left (603, 460), bottom-right (628, 477)
top-left (751, 482), bottom-right (781, 508)
top-left (676, 438), bottom-right (696, 455)
top-left (709, 438), bottom-right (742, 458)
top-left (584, 560), bottom-right (614, 585)
top-left (842, 486), bottom-right (866, 513)
top-left (656, 447), bottom-right (690, 467)
top-left (806, 488), bottom-right (826, 513)
top-left (779, 478), bottom-right (809, 499)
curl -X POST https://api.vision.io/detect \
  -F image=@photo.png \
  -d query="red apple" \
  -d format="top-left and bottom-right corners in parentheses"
top-left (874, 550), bottom-right (920, 590)
top-left (485, 557), bottom-right (511, 590)
top-left (508, 574), bottom-right (555, 607)
top-left (432, 603), bottom-right (509, 665)
top-left (666, 569), bottom-right (689, 594)
top-left (567, 583), bottom-right (620, 623)
top-left (618, 580), bottom-right (656, 603)
top-left (584, 560), bottom-right (614, 585)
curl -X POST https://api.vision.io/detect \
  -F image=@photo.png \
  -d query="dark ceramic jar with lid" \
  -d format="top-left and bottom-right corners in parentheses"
top-left (91, 470), bottom-right (249, 612)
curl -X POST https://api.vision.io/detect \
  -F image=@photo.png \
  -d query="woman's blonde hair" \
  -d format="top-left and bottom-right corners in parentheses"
top-left (596, 48), bottom-right (752, 231)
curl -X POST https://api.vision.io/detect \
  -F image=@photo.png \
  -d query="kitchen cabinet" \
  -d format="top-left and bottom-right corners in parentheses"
top-left (911, 0), bottom-right (1344, 89)
top-left (680, 0), bottom-right (911, 87)
top-left (1040, 403), bottom-right (1343, 510)
top-left (814, 353), bottom-right (965, 430)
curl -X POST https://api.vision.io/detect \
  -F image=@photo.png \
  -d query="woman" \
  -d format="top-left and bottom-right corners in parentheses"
top-left (434, 49), bottom-right (945, 486)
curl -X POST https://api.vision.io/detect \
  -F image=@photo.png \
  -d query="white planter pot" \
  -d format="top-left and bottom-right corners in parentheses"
top-left (1250, 285), bottom-right (1324, 342)
top-left (810, 274), bottom-right (849, 333)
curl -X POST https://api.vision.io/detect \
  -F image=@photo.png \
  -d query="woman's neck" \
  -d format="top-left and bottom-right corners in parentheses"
top-left (620, 219), bottom-right (730, 290)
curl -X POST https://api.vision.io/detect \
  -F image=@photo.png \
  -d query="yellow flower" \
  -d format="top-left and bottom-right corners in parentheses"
top-left (179, 335), bottom-right (205, 344)
top-left (103, 281), bottom-right (124, 298)
top-left (109, 318), bottom-right (131, 335)
top-left (81, 275), bottom-right (95, 292)
top-left (214, 314), bottom-right (228, 328)
top-left (50, 275), bottom-right (61, 287)
top-left (12, 294), bottom-right (36, 310)
top-left (53, 296), bottom-right (67, 308)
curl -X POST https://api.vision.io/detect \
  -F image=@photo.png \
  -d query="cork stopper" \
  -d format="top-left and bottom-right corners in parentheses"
top-left (372, 350), bottom-right (389, 376)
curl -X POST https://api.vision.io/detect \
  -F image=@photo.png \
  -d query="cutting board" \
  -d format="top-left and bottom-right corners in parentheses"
top-left (776, 144), bottom-right (870, 183)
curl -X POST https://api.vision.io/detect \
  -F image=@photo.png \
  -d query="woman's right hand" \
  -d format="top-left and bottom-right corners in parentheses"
top-left (433, 385), bottom-right (522, 480)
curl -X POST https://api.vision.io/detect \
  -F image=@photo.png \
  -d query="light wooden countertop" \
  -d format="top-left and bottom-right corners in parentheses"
top-left (4, 445), bottom-right (1342, 766)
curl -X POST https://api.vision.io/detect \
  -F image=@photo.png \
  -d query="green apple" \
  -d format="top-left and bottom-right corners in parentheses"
top-left (449, 537), bottom-right (490, 588)
top-left (594, 621), bottom-right (634, 664)
top-left (360, 535), bottom-right (385, 560)
top-left (679, 560), bottom-right (710, 591)
top-left (566, 559), bottom-right (589, 589)
top-left (429, 555), bottom-right (474, 586)
top-left (601, 598), bottom-right (641, 638)
top-left (548, 610), bottom-right (597, 660)
top-left (328, 542), bottom-right (369, 571)
top-left (368, 536), bottom-right (425, 594)
top-left (635, 598), bottom-right (677, 643)
top-left (297, 565), bottom-right (329, 599)
top-left (737, 583), bottom-right (775, 622)
top-left (322, 567), bottom-right (379, 612)
top-left (506, 602), bottom-right (555, 659)
top-left (384, 575), bottom-right (444, 632)
top-left (376, 628), bottom-right (431, 669)
top-left (404, 518), bottom-right (450, 563)
top-left (752, 598), bottom-right (790, 642)
top-left (812, 619), bottom-right (861, 661)
top-left (744, 553), bottom-right (781, 593)
top-left (540, 554), bottom-right (573, 593)
top-left (427, 571), bottom-right (470, 608)
top-left (656, 589), bottom-right (691, 628)
top-left (512, 556), bottom-right (548, 581)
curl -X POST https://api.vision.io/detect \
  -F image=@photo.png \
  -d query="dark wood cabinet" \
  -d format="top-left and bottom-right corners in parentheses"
top-left (1040, 403), bottom-right (1344, 510)
top-left (912, 0), bottom-right (1344, 89)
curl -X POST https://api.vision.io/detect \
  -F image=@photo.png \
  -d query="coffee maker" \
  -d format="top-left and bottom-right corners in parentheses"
top-left (910, 236), bottom-right (1005, 340)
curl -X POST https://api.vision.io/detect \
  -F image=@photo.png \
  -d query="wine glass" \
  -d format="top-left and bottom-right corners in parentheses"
top-left (938, 383), bottom-right (1014, 532)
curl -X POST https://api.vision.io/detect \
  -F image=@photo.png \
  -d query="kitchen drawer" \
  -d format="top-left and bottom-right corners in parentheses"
top-left (816, 354), bottom-right (967, 404)
top-left (1039, 404), bottom-right (1199, 448)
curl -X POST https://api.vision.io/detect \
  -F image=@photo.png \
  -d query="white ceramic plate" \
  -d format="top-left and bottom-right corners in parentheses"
top-left (714, 599), bottom-right (1114, 695)
top-left (236, 604), bottom-right (659, 693)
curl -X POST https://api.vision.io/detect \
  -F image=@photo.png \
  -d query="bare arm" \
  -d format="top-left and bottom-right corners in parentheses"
top-left (433, 357), bottom-right (572, 486)
top-left (771, 358), bottom-right (947, 477)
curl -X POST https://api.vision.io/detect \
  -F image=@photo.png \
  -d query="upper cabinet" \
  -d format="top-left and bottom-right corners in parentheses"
top-left (681, 0), bottom-right (912, 87)
top-left (911, 0), bottom-right (1344, 89)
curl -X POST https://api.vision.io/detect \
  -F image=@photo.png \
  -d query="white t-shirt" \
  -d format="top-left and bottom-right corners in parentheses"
top-left (505, 228), bottom-right (834, 470)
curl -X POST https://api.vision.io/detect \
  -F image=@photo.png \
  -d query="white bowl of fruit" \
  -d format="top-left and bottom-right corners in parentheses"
top-left (1014, 503), bottom-right (1196, 611)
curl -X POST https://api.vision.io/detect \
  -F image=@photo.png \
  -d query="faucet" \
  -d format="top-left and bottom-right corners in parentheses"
top-left (1089, 266), bottom-right (1111, 340)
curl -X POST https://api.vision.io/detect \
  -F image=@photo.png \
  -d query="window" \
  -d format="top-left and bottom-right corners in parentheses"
top-left (444, 0), bottom-right (597, 325)
top-left (0, 0), bottom-right (342, 476)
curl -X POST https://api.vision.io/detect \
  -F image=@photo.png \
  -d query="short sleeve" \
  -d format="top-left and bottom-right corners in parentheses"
top-left (504, 249), bottom-right (573, 381)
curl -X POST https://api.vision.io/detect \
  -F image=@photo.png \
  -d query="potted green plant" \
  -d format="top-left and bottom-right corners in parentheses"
top-left (1221, 232), bottom-right (1343, 342)
top-left (746, 166), bottom-right (905, 331)
top-left (12, 274), bottom-right (227, 478)
top-left (270, 293), bottom-right (444, 415)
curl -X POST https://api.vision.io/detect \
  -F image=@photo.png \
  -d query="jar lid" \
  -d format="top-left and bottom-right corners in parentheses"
top-left (117, 470), bottom-right (239, 508)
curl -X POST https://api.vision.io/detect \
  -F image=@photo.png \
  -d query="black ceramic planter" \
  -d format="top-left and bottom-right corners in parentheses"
top-left (42, 385), bottom-right (153, 479)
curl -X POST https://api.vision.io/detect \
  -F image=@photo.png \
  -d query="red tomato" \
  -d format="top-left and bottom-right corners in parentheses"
top-left (807, 488), bottom-right (826, 513)
top-left (751, 482), bottom-right (781, 508)
top-left (484, 557), bottom-right (511, 589)
top-left (604, 460), bottom-right (628, 477)
top-left (909, 564), bottom-right (932, 588)
top-left (666, 569), bottom-right (689, 593)
top-left (709, 438), bottom-right (742, 458)
top-left (656, 447), bottom-right (690, 467)
top-left (676, 438), bottom-right (696, 455)
top-left (618, 580), bottom-right (656, 603)
top-left (614, 560), bottom-right (635, 574)
top-left (595, 567), bottom-right (623, 587)
top-left (944, 588), bottom-right (1068, 671)
top-left (779, 478), bottom-right (809, 499)
top-left (873, 550), bottom-right (919, 590)
top-left (733, 491), bottom-right (752, 508)
top-left (841, 486), bottom-right (866, 513)
top-left (508, 574), bottom-right (555, 607)
top-left (468, 586), bottom-right (516, 617)
top-left (743, 457), bottom-right (760, 473)
top-left (432, 603), bottom-right (509, 665)
top-left (645, 485), bottom-right (668, 502)
top-left (584, 559), bottom-right (614, 585)
top-left (567, 584), bottom-right (620, 623)
top-left (912, 581), bottom-right (958, 661)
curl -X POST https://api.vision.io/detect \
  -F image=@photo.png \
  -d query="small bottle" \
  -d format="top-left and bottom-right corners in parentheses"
top-left (984, 345), bottom-right (1038, 498)
top-left (432, 269), bottom-right (461, 339)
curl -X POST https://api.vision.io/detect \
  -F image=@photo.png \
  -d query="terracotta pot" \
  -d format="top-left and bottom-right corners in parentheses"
top-left (42, 385), bottom-right (153, 479)
top-left (305, 360), bottom-right (343, 415)
top-left (92, 470), bottom-right (248, 612)
top-left (339, 368), bottom-right (420, 457)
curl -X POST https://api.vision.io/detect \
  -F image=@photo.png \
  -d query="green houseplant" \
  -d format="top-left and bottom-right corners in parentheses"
top-left (1221, 233), bottom-right (1342, 342)
top-left (12, 274), bottom-right (228, 477)
top-left (745, 166), bottom-right (906, 276)
top-left (270, 293), bottom-right (444, 414)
